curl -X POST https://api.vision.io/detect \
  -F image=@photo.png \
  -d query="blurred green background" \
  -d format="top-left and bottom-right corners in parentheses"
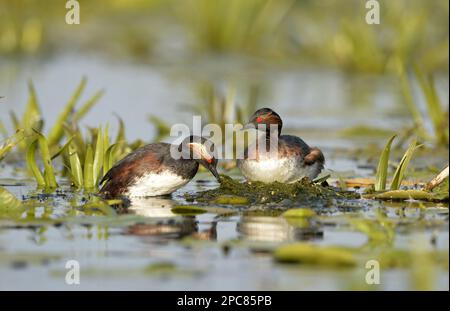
top-left (0, 0), bottom-right (448, 147)
top-left (1, 0), bottom-right (448, 73)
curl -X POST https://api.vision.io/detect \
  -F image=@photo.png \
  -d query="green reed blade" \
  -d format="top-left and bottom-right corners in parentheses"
top-left (84, 144), bottom-right (94, 190)
top-left (50, 136), bottom-right (74, 160)
top-left (68, 143), bottom-right (83, 188)
top-left (0, 129), bottom-right (25, 161)
top-left (390, 138), bottom-right (419, 190)
top-left (93, 126), bottom-right (104, 186)
top-left (23, 81), bottom-right (42, 131)
top-left (73, 89), bottom-right (104, 122)
top-left (103, 124), bottom-right (111, 172)
top-left (375, 135), bottom-right (396, 191)
top-left (47, 77), bottom-right (87, 147)
top-left (104, 143), bottom-right (118, 173)
top-left (63, 123), bottom-right (86, 163)
top-left (414, 65), bottom-right (448, 145)
top-left (34, 130), bottom-right (58, 189)
top-left (26, 139), bottom-right (46, 188)
top-left (9, 111), bottom-right (20, 130)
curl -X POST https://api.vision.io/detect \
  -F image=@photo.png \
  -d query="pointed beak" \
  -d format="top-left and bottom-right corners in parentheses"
top-left (208, 165), bottom-right (220, 181)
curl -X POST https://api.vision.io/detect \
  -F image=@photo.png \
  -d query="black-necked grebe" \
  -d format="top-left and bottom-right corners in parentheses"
top-left (237, 108), bottom-right (324, 183)
top-left (100, 136), bottom-right (219, 198)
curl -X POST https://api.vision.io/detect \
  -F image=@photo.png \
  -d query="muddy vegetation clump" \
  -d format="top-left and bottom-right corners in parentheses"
top-left (185, 175), bottom-right (360, 206)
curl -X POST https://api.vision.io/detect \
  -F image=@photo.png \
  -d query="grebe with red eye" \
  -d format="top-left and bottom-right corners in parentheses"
top-left (99, 136), bottom-right (219, 198)
top-left (238, 108), bottom-right (324, 183)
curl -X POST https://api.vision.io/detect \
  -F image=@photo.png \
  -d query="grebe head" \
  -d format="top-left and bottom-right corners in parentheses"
top-left (179, 135), bottom-right (219, 180)
top-left (244, 108), bottom-right (283, 136)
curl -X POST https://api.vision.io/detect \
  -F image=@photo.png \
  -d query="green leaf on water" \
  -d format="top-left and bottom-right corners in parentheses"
top-left (375, 135), bottom-right (396, 191)
top-left (0, 187), bottom-right (26, 219)
top-left (390, 138), bottom-right (420, 190)
top-left (171, 205), bottom-right (207, 215)
top-left (274, 243), bottom-right (356, 267)
top-left (282, 208), bottom-right (317, 218)
top-left (363, 189), bottom-right (447, 201)
top-left (0, 187), bottom-right (23, 210)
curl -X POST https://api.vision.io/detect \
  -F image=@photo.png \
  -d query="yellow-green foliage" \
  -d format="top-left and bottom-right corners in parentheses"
top-left (274, 243), bottom-right (356, 267)
top-left (374, 135), bottom-right (421, 191)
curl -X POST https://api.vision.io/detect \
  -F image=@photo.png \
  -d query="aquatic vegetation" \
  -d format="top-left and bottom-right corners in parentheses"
top-left (364, 188), bottom-right (448, 202)
top-left (25, 130), bottom-right (70, 190)
top-left (0, 187), bottom-right (23, 211)
top-left (185, 175), bottom-right (359, 206)
top-left (0, 129), bottom-right (24, 161)
top-left (374, 135), bottom-right (397, 191)
top-left (64, 125), bottom-right (123, 191)
top-left (282, 208), bottom-right (317, 219)
top-left (400, 66), bottom-right (449, 147)
top-left (374, 135), bottom-right (421, 191)
top-left (7, 78), bottom-right (103, 153)
top-left (171, 205), bottom-right (207, 216)
top-left (274, 243), bottom-right (357, 267)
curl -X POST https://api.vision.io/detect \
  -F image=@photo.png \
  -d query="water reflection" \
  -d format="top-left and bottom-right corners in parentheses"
top-left (237, 215), bottom-right (323, 243)
top-left (123, 197), bottom-right (216, 242)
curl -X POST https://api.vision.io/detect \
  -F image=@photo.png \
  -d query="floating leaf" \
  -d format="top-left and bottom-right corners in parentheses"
top-left (363, 189), bottom-right (447, 202)
top-left (0, 187), bottom-right (23, 210)
top-left (282, 208), bottom-right (317, 218)
top-left (171, 205), bottom-right (207, 215)
top-left (274, 243), bottom-right (356, 267)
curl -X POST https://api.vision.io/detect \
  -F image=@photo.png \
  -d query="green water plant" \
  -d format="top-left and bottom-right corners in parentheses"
top-left (25, 130), bottom-right (72, 190)
top-left (400, 66), bottom-right (449, 147)
top-left (65, 125), bottom-right (119, 191)
top-left (8, 78), bottom-right (104, 153)
top-left (374, 135), bottom-right (421, 191)
top-left (0, 129), bottom-right (25, 161)
top-left (185, 175), bottom-right (359, 205)
top-left (274, 243), bottom-right (356, 267)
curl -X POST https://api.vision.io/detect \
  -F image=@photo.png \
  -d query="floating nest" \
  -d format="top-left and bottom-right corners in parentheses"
top-left (185, 175), bottom-right (360, 206)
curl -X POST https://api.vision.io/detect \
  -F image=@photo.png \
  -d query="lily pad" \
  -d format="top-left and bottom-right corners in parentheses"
top-left (274, 243), bottom-right (356, 267)
top-left (171, 205), bottom-right (207, 215)
top-left (282, 208), bottom-right (317, 218)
